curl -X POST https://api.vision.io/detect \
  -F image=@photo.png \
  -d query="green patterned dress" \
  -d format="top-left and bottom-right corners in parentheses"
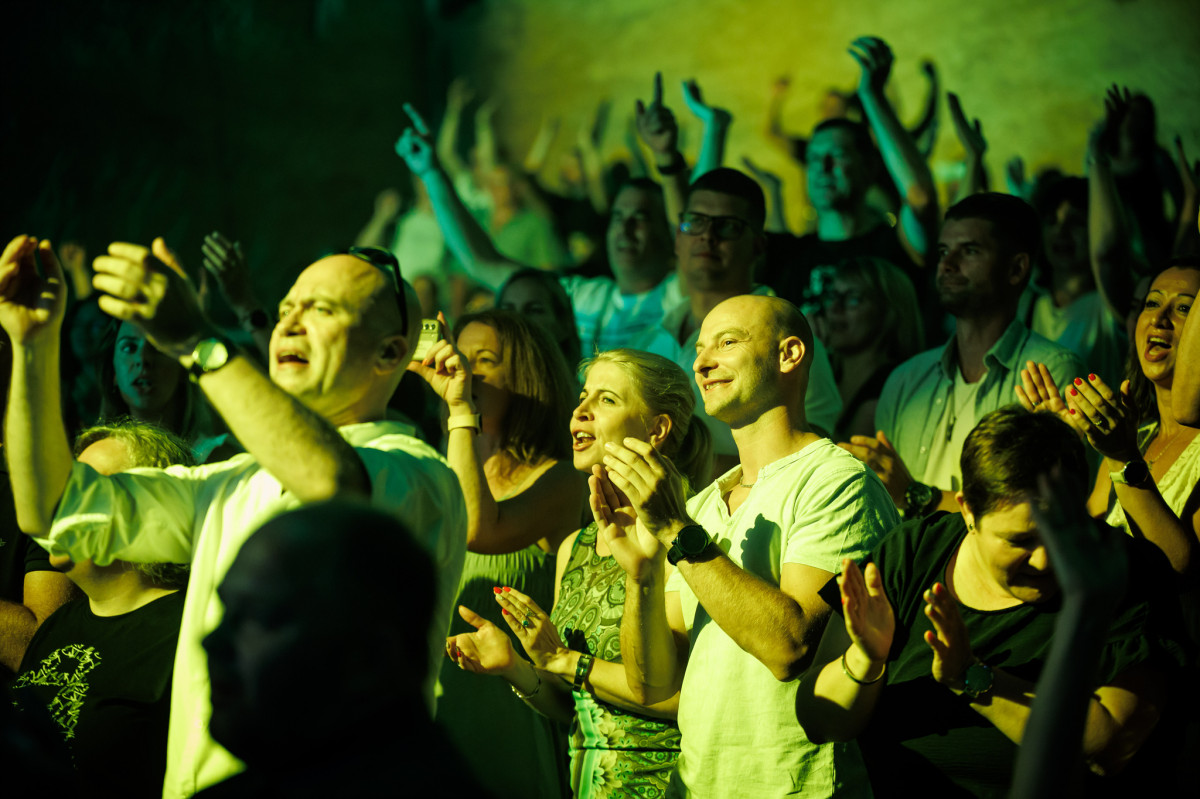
top-left (550, 524), bottom-right (681, 798)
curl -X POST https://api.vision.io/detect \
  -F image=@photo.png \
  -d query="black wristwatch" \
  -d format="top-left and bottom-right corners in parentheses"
top-left (1111, 459), bottom-right (1152, 489)
top-left (667, 524), bottom-right (711, 566)
top-left (903, 481), bottom-right (938, 519)
top-left (185, 335), bottom-right (234, 381)
top-left (961, 659), bottom-right (994, 700)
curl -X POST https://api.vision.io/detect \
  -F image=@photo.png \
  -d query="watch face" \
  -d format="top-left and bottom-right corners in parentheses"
top-left (677, 525), bottom-right (709, 556)
top-left (963, 662), bottom-right (993, 697)
top-left (1123, 460), bottom-right (1151, 488)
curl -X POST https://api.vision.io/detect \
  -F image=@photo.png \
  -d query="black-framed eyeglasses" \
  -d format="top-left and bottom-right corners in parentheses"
top-left (678, 211), bottom-right (750, 240)
top-left (328, 246), bottom-right (408, 334)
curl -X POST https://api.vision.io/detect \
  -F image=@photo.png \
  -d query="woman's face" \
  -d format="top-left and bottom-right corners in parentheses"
top-left (570, 361), bottom-right (654, 473)
top-left (1135, 267), bottom-right (1198, 387)
top-left (498, 278), bottom-right (570, 344)
top-left (113, 322), bottom-right (185, 418)
top-left (822, 274), bottom-right (881, 355)
top-left (457, 322), bottom-right (512, 424)
top-left (963, 501), bottom-right (1056, 605)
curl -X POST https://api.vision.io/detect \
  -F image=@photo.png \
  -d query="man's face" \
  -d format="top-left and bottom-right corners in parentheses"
top-left (692, 296), bottom-right (779, 426)
top-left (269, 256), bottom-right (387, 423)
top-left (606, 186), bottom-right (672, 280)
top-left (1042, 200), bottom-right (1088, 275)
top-left (675, 190), bottom-right (761, 295)
top-left (935, 217), bottom-right (1012, 318)
top-left (805, 127), bottom-right (870, 212)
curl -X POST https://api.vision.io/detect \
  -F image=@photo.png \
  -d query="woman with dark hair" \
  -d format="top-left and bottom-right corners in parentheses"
top-left (1020, 260), bottom-right (1200, 574)
top-left (444, 348), bottom-right (712, 798)
top-left (497, 267), bottom-right (583, 370)
top-left (94, 320), bottom-right (233, 462)
top-left (411, 308), bottom-right (584, 797)
top-left (797, 407), bottom-right (1178, 797)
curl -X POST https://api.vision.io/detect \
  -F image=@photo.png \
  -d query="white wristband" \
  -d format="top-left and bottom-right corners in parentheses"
top-left (446, 414), bottom-right (481, 432)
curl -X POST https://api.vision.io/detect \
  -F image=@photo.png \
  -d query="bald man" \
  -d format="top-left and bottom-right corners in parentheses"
top-left (0, 236), bottom-right (466, 798)
top-left (597, 294), bottom-right (898, 798)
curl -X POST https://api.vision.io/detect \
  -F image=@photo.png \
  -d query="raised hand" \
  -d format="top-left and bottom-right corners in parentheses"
top-left (406, 311), bottom-right (474, 413)
top-left (681, 78), bottom-right (731, 127)
top-left (635, 72), bottom-right (679, 158)
top-left (1029, 467), bottom-right (1127, 608)
top-left (947, 92), bottom-right (987, 159)
top-left (1174, 135), bottom-right (1199, 207)
top-left (201, 231), bottom-right (256, 310)
top-left (838, 430), bottom-right (913, 506)
top-left (590, 465), bottom-right (663, 581)
top-left (395, 103), bottom-right (437, 177)
top-left (446, 604), bottom-right (520, 675)
top-left (601, 437), bottom-right (690, 543)
top-left (1064, 373), bottom-right (1141, 462)
top-left (0, 236), bottom-right (67, 345)
top-left (58, 241), bottom-right (91, 298)
top-left (1006, 156), bottom-right (1028, 199)
top-left (849, 36), bottom-right (894, 95)
top-left (1015, 360), bottom-right (1072, 427)
top-left (445, 77), bottom-right (474, 112)
top-left (91, 238), bottom-right (208, 357)
top-left (839, 558), bottom-right (895, 664)
top-left (493, 586), bottom-right (569, 673)
top-left (923, 582), bottom-right (974, 690)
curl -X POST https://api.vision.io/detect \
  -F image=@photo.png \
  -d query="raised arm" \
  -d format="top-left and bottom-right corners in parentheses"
top-left (1012, 469), bottom-right (1134, 796)
top-left (1174, 305), bottom-right (1200, 428)
top-left (851, 37), bottom-right (939, 265)
top-left (577, 100), bottom-right (612, 216)
top-left (946, 92), bottom-right (989, 203)
top-left (91, 239), bottom-right (369, 502)
top-left (636, 73), bottom-right (689, 230)
top-left (201, 230), bottom-right (271, 360)
top-left (763, 76), bottom-right (800, 160)
top-left (408, 318), bottom-right (583, 554)
top-left (436, 77), bottom-right (474, 181)
top-left (353, 188), bottom-right (402, 249)
top-left (396, 104), bottom-right (523, 290)
top-left (1171, 135), bottom-right (1199, 257)
top-left (742, 156), bottom-right (789, 233)
top-left (681, 79), bottom-right (732, 178)
top-left (1088, 90), bottom-right (1138, 322)
top-left (1, 236), bottom-right (75, 535)
top-left (910, 60), bottom-right (941, 159)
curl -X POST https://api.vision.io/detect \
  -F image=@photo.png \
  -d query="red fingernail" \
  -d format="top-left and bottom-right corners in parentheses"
top-left (1074, 378), bottom-right (1083, 386)
top-left (1069, 408), bottom-right (1076, 415)
top-left (502, 608), bottom-right (510, 615)
top-left (493, 587), bottom-right (502, 594)
top-left (503, 587), bottom-right (511, 592)
top-left (1069, 387), bottom-right (1077, 396)
top-left (1088, 373), bottom-right (1097, 381)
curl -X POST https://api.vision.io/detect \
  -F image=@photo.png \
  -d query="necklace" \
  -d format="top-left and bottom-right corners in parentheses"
top-left (738, 479), bottom-right (755, 488)
top-left (1145, 425), bottom-right (1184, 468)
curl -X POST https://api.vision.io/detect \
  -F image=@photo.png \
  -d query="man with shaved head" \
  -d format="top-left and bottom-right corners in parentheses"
top-left (0, 236), bottom-right (466, 797)
top-left (596, 292), bottom-right (898, 797)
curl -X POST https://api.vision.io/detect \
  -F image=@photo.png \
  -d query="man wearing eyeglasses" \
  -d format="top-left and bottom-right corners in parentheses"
top-left (648, 167), bottom-right (844, 475)
top-left (0, 236), bottom-right (467, 797)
